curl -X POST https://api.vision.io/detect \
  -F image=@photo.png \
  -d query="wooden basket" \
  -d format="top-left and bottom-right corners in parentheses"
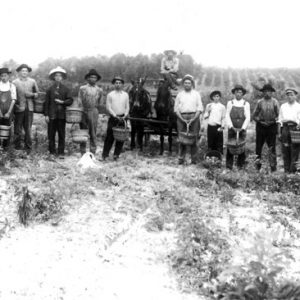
top-left (290, 130), bottom-right (300, 144)
top-left (112, 120), bottom-right (129, 142)
top-left (71, 129), bottom-right (89, 143)
top-left (178, 123), bottom-right (196, 145)
top-left (33, 99), bottom-right (45, 114)
top-left (66, 107), bottom-right (84, 123)
top-left (227, 129), bottom-right (245, 155)
top-left (0, 125), bottom-right (11, 140)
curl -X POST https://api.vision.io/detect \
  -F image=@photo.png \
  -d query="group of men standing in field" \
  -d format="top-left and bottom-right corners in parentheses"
top-left (0, 50), bottom-right (300, 173)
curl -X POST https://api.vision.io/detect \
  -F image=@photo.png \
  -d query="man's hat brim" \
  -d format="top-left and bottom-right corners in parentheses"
top-left (85, 69), bottom-right (102, 81)
top-left (112, 77), bottom-right (124, 84)
top-left (260, 85), bottom-right (276, 92)
top-left (210, 90), bottom-right (222, 99)
top-left (285, 88), bottom-right (298, 95)
top-left (231, 86), bottom-right (247, 95)
top-left (16, 64), bottom-right (32, 72)
top-left (0, 68), bottom-right (11, 75)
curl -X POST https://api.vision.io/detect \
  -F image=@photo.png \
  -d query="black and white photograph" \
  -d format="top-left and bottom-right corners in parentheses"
top-left (0, 0), bottom-right (300, 299)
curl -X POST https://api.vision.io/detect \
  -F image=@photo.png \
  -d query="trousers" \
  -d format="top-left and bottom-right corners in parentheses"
top-left (48, 118), bottom-right (66, 155)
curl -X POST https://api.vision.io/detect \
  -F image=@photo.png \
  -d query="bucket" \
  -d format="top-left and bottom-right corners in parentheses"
top-left (226, 129), bottom-right (245, 155)
top-left (290, 130), bottom-right (300, 144)
top-left (34, 99), bottom-right (45, 114)
top-left (66, 107), bottom-right (84, 123)
top-left (178, 123), bottom-right (196, 145)
top-left (112, 119), bottom-right (129, 142)
top-left (71, 129), bottom-right (89, 143)
top-left (0, 125), bottom-right (11, 140)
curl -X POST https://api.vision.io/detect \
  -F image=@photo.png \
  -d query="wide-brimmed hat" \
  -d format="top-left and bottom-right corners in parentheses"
top-left (164, 50), bottom-right (177, 56)
top-left (85, 69), bottom-right (101, 81)
top-left (231, 84), bottom-right (247, 95)
top-left (0, 67), bottom-right (11, 75)
top-left (182, 74), bottom-right (195, 87)
top-left (16, 64), bottom-right (32, 72)
top-left (49, 66), bottom-right (67, 80)
top-left (210, 90), bottom-right (222, 99)
top-left (285, 87), bottom-right (298, 95)
top-left (112, 76), bottom-right (124, 84)
top-left (260, 84), bottom-right (275, 92)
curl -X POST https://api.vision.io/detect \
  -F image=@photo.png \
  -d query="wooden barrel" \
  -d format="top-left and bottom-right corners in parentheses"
top-left (66, 107), bottom-right (84, 123)
top-left (0, 125), bottom-right (11, 140)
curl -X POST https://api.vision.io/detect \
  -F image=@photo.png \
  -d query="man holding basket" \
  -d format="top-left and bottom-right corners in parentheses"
top-left (174, 74), bottom-right (203, 164)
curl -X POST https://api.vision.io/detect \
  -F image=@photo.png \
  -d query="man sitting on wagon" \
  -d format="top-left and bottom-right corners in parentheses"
top-left (161, 50), bottom-right (179, 90)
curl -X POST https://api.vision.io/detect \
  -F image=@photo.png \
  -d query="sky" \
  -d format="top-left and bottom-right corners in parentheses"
top-left (2, 0), bottom-right (300, 68)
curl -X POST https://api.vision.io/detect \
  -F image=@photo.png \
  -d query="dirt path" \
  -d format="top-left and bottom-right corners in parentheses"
top-left (0, 153), bottom-right (201, 300)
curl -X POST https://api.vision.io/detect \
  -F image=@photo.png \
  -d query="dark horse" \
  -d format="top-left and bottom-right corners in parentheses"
top-left (154, 80), bottom-right (177, 155)
top-left (129, 78), bottom-right (152, 151)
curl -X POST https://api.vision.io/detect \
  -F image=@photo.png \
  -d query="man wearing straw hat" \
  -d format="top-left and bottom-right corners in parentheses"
top-left (44, 66), bottom-right (73, 158)
top-left (225, 84), bottom-right (250, 170)
top-left (252, 84), bottom-right (280, 172)
top-left (0, 67), bottom-right (17, 149)
top-left (13, 64), bottom-right (39, 153)
top-left (78, 69), bottom-right (103, 155)
top-left (161, 50), bottom-right (179, 90)
top-left (174, 74), bottom-right (203, 165)
top-left (278, 88), bottom-right (300, 173)
top-left (102, 76), bottom-right (129, 161)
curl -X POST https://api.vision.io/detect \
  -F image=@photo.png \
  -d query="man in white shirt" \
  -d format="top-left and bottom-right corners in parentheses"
top-left (278, 88), bottom-right (300, 173)
top-left (204, 90), bottom-right (226, 154)
top-left (226, 85), bottom-right (250, 170)
top-left (0, 67), bottom-right (17, 149)
top-left (161, 50), bottom-right (179, 90)
top-left (102, 76), bottom-right (129, 161)
top-left (174, 74), bottom-right (203, 164)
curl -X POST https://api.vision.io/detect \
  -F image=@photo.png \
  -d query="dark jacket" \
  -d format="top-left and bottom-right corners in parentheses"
top-left (44, 83), bottom-right (73, 119)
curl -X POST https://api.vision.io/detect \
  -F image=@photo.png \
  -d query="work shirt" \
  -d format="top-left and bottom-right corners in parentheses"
top-left (106, 90), bottom-right (129, 117)
top-left (161, 57), bottom-right (179, 74)
top-left (44, 83), bottom-right (73, 119)
top-left (204, 102), bottom-right (226, 127)
top-left (174, 90), bottom-right (203, 114)
top-left (78, 84), bottom-right (102, 111)
top-left (278, 101), bottom-right (300, 125)
top-left (13, 77), bottom-right (39, 112)
top-left (252, 97), bottom-right (280, 124)
top-left (226, 99), bottom-right (251, 130)
top-left (0, 81), bottom-right (17, 100)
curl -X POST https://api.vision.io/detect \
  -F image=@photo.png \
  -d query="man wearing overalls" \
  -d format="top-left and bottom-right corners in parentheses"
top-left (226, 85), bottom-right (251, 169)
top-left (278, 88), bottom-right (300, 173)
top-left (0, 68), bottom-right (16, 149)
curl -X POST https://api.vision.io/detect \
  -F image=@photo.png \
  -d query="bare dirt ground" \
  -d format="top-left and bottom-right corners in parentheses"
top-left (0, 119), bottom-right (300, 299)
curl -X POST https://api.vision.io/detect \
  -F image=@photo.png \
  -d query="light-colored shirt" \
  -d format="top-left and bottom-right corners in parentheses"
top-left (161, 57), bottom-right (179, 74)
top-left (78, 84), bottom-right (102, 111)
top-left (278, 101), bottom-right (300, 125)
top-left (204, 102), bottom-right (226, 127)
top-left (13, 77), bottom-right (39, 112)
top-left (226, 99), bottom-right (251, 130)
top-left (0, 81), bottom-right (17, 100)
top-left (106, 90), bottom-right (129, 117)
top-left (174, 90), bottom-right (203, 114)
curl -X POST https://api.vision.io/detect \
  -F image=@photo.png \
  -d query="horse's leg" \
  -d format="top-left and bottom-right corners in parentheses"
top-left (130, 120), bottom-right (136, 150)
top-left (168, 121), bottom-right (173, 154)
top-left (137, 121), bottom-right (144, 152)
top-left (159, 124), bottom-right (164, 155)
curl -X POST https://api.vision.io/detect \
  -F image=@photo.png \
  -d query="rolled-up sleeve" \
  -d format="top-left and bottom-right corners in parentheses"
top-left (242, 102), bottom-right (251, 130)
top-left (10, 83), bottom-right (17, 101)
top-left (226, 101), bottom-right (233, 128)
